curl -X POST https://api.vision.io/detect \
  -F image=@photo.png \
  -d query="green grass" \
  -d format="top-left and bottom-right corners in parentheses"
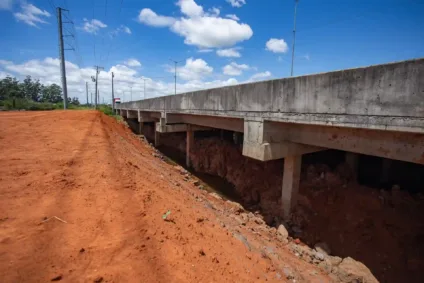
top-left (98, 105), bottom-right (122, 121)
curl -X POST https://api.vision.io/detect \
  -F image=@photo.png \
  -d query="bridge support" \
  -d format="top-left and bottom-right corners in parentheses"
top-left (186, 126), bottom-right (194, 168)
top-left (282, 155), bottom-right (302, 220)
top-left (138, 122), bottom-right (143, 135)
top-left (345, 152), bottom-right (359, 182)
top-left (154, 127), bottom-right (161, 147)
top-left (242, 119), bottom-right (324, 162)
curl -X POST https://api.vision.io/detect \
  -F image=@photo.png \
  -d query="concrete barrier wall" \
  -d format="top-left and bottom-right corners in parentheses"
top-left (122, 59), bottom-right (423, 118)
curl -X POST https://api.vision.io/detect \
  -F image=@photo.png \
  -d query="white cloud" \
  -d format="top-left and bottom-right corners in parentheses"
top-left (0, 0), bottom-right (14, 10)
top-left (226, 0), bottom-right (246, 8)
top-left (138, 8), bottom-right (176, 27)
top-left (0, 57), bottom-right (273, 102)
top-left (217, 47), bottom-right (241, 58)
top-left (111, 25), bottom-right (131, 37)
top-left (171, 16), bottom-right (252, 48)
top-left (223, 62), bottom-right (249, 76)
top-left (124, 59), bottom-right (141, 67)
top-left (266, 38), bottom-right (289, 53)
top-left (249, 71), bottom-right (272, 81)
top-left (225, 14), bottom-right (239, 21)
top-left (173, 58), bottom-right (213, 81)
top-left (138, 1), bottom-right (253, 49)
top-left (302, 53), bottom-right (310, 60)
top-left (197, 49), bottom-right (214, 53)
top-left (208, 7), bottom-right (220, 17)
top-left (13, 3), bottom-right (50, 27)
top-left (177, 0), bottom-right (203, 17)
top-left (81, 19), bottom-right (107, 34)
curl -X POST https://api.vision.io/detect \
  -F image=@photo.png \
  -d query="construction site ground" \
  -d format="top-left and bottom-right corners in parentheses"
top-left (0, 111), bottom-right (379, 283)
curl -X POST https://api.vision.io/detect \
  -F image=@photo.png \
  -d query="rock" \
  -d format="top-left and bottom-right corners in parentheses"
top-left (234, 215), bottom-right (246, 226)
top-left (226, 200), bottom-right (244, 214)
top-left (318, 259), bottom-right (333, 274)
top-left (209, 192), bottom-right (222, 200)
top-left (277, 224), bottom-right (289, 239)
top-left (51, 275), bottom-right (63, 281)
top-left (294, 238), bottom-right (301, 244)
top-left (336, 257), bottom-right (378, 283)
top-left (79, 248), bottom-right (85, 253)
top-left (254, 217), bottom-right (265, 225)
top-left (193, 180), bottom-right (200, 186)
top-left (328, 256), bottom-right (343, 266)
top-left (314, 252), bottom-right (325, 261)
top-left (198, 185), bottom-right (205, 190)
top-left (314, 242), bottom-right (331, 255)
top-left (93, 276), bottom-right (103, 283)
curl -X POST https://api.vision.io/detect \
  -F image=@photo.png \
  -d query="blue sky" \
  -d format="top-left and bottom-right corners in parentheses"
top-left (0, 0), bottom-right (423, 103)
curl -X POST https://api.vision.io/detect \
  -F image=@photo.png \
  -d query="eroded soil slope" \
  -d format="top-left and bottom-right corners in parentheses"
top-left (0, 111), bottom-right (338, 283)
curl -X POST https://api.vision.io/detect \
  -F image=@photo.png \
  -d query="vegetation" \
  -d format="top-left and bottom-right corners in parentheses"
top-left (98, 104), bottom-right (123, 121)
top-left (0, 75), bottom-right (82, 111)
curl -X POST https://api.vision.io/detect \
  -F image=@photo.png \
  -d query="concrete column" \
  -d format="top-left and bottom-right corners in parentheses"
top-left (155, 128), bottom-right (161, 147)
top-left (138, 122), bottom-right (143, 135)
top-left (380, 158), bottom-right (392, 185)
top-left (186, 126), bottom-right (194, 168)
top-left (282, 155), bottom-right (302, 220)
top-left (345, 152), bottom-right (359, 182)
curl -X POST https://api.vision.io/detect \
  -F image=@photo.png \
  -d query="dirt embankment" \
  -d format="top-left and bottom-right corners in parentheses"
top-left (184, 137), bottom-right (424, 283)
top-left (1, 111), bottom-right (347, 283)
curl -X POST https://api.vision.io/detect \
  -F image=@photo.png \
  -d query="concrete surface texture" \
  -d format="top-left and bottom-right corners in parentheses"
top-left (117, 58), bottom-right (424, 219)
top-left (120, 58), bottom-right (424, 133)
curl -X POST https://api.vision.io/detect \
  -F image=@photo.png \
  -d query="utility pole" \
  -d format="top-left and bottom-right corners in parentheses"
top-left (130, 86), bottom-right (133, 101)
top-left (57, 7), bottom-right (69, 109)
top-left (291, 0), bottom-right (299, 77)
top-left (91, 65), bottom-right (103, 109)
top-left (141, 78), bottom-right (147, 99)
top-left (111, 72), bottom-right (115, 112)
top-left (85, 81), bottom-right (89, 105)
top-left (90, 92), bottom-right (93, 106)
top-left (98, 89), bottom-right (100, 105)
top-left (170, 59), bottom-right (183, 95)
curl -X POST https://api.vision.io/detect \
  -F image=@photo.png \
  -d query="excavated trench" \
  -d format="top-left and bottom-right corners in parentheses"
top-left (126, 118), bottom-right (424, 283)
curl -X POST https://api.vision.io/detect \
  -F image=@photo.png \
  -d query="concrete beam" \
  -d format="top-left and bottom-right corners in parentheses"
top-left (243, 119), bottom-right (324, 161)
top-left (155, 123), bottom-right (211, 133)
top-left (138, 111), bottom-right (157, 123)
top-left (165, 113), bottom-right (243, 132)
top-left (268, 121), bottom-right (424, 165)
top-left (127, 110), bottom-right (138, 119)
top-left (282, 155), bottom-right (302, 220)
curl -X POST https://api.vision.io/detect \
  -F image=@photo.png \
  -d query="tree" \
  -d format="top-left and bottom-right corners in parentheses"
top-left (0, 76), bottom-right (22, 100)
top-left (71, 97), bottom-right (80, 106)
top-left (41, 84), bottom-right (63, 103)
top-left (21, 76), bottom-right (42, 102)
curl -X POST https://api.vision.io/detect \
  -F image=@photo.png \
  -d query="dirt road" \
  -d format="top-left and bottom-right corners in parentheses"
top-left (0, 110), bottom-right (338, 282)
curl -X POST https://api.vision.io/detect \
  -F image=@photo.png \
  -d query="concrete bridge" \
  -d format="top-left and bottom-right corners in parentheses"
top-left (116, 58), bottom-right (424, 219)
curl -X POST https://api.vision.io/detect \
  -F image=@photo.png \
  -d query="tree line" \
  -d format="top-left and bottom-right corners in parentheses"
top-left (0, 75), bottom-right (80, 110)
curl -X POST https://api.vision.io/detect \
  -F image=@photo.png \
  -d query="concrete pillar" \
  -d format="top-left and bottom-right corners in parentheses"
top-left (345, 152), bottom-right (359, 182)
top-left (282, 155), bottom-right (302, 220)
top-left (138, 122), bottom-right (143, 135)
top-left (186, 126), bottom-right (194, 168)
top-left (155, 129), bottom-right (161, 147)
top-left (380, 158), bottom-right (392, 185)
